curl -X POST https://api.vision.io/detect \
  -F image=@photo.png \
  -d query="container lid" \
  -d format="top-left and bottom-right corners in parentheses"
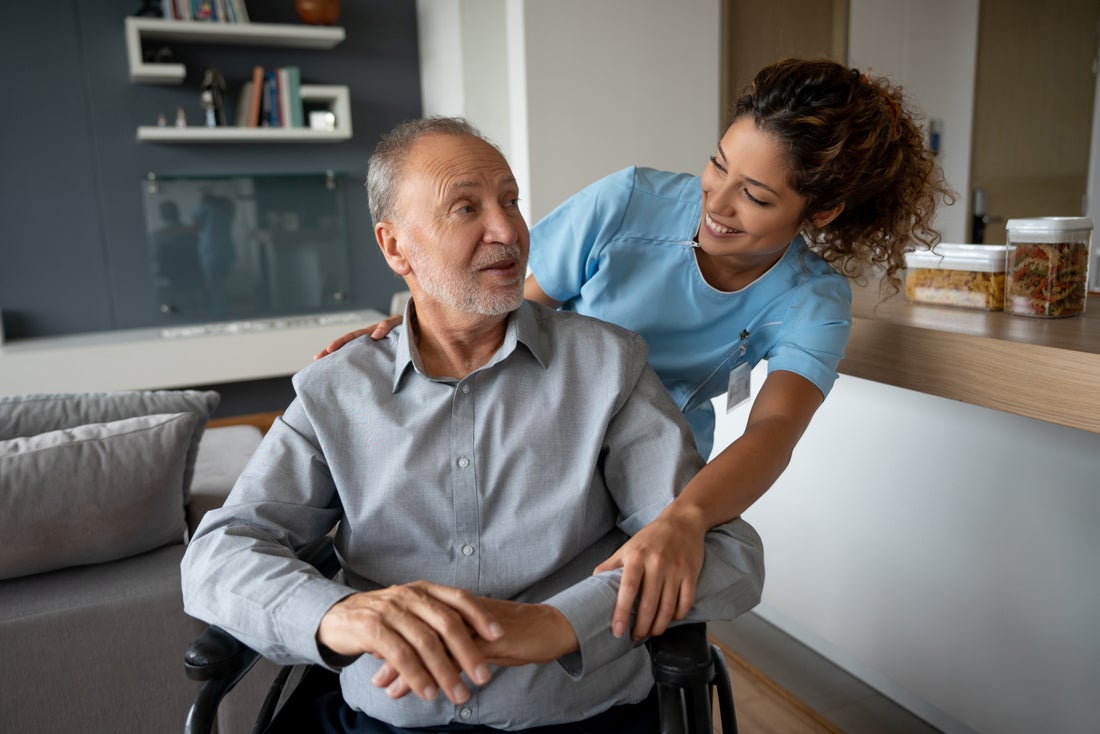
top-left (904, 243), bottom-right (1008, 273)
top-left (1005, 216), bottom-right (1092, 242)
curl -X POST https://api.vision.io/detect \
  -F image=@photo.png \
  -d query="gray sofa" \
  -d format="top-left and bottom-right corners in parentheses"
top-left (0, 390), bottom-right (269, 733)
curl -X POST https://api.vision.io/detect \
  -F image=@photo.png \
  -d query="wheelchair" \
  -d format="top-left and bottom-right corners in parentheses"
top-left (183, 538), bottom-right (737, 734)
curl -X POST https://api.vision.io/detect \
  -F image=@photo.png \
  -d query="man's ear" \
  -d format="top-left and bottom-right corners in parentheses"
top-left (809, 202), bottom-right (845, 229)
top-left (375, 221), bottom-right (411, 276)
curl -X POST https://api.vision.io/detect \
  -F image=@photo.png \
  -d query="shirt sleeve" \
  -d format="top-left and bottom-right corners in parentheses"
top-left (541, 334), bottom-right (765, 677)
top-left (180, 398), bottom-right (355, 669)
top-left (767, 273), bottom-right (853, 398)
top-left (528, 167), bottom-right (637, 303)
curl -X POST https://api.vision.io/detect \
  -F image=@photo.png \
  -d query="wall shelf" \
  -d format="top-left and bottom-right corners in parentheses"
top-left (137, 84), bottom-right (351, 143)
top-left (125, 17), bottom-right (346, 84)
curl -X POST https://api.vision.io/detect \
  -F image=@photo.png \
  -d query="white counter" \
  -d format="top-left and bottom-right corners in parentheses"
top-left (0, 310), bottom-right (384, 395)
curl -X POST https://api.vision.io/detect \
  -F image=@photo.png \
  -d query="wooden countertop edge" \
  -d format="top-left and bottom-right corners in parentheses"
top-left (839, 312), bottom-right (1100, 434)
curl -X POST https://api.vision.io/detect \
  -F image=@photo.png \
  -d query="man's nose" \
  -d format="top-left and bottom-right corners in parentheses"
top-left (483, 204), bottom-right (521, 244)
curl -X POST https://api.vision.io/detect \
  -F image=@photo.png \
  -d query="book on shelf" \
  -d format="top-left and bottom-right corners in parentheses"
top-left (235, 82), bottom-right (253, 126)
top-left (246, 65), bottom-right (264, 127)
top-left (262, 69), bottom-right (279, 127)
top-left (160, 0), bottom-right (249, 22)
top-left (279, 67), bottom-right (304, 128)
top-left (235, 66), bottom-right (305, 129)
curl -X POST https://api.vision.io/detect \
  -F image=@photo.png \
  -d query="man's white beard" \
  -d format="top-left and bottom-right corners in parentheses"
top-left (409, 243), bottom-right (525, 316)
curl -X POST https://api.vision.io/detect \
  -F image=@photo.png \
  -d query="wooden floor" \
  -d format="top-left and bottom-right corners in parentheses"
top-left (716, 639), bottom-right (842, 734)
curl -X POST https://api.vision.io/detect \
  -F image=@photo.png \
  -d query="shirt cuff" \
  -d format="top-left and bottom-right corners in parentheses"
top-left (542, 572), bottom-right (638, 679)
top-left (276, 576), bottom-right (358, 670)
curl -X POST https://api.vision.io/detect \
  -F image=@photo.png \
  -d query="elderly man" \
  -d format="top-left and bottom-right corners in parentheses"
top-left (181, 117), bottom-right (764, 734)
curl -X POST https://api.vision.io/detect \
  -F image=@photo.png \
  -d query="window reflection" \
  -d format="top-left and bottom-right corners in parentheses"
top-left (143, 173), bottom-right (351, 324)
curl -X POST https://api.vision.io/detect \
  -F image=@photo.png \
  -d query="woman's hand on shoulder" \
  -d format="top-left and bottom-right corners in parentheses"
top-left (593, 507), bottom-right (708, 641)
top-left (314, 314), bottom-right (405, 360)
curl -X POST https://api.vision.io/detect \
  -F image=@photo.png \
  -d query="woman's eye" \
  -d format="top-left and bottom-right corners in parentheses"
top-left (743, 189), bottom-right (768, 206)
top-left (708, 155), bottom-right (727, 174)
top-left (456, 205), bottom-right (474, 214)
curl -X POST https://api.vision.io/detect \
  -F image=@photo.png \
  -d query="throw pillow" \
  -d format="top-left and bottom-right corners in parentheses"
top-left (0, 390), bottom-right (219, 502)
top-left (0, 412), bottom-right (197, 580)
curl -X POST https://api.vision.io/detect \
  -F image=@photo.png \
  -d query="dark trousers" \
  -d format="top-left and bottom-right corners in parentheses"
top-left (268, 683), bottom-right (659, 734)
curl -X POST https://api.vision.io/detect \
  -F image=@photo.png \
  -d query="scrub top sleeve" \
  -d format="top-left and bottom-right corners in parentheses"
top-left (528, 167), bottom-right (638, 304)
top-left (766, 276), bottom-right (853, 399)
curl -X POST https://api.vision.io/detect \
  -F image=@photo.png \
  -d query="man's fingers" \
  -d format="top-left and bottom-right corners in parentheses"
top-left (366, 618), bottom-right (448, 702)
top-left (384, 677), bottom-right (413, 700)
top-left (417, 584), bottom-right (499, 686)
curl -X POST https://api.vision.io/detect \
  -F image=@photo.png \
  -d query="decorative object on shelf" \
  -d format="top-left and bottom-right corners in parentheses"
top-left (295, 0), bottom-right (340, 25)
top-left (199, 67), bottom-right (228, 127)
top-left (309, 110), bottom-right (335, 132)
top-left (133, 0), bottom-right (161, 17)
top-left (175, 105), bottom-right (188, 127)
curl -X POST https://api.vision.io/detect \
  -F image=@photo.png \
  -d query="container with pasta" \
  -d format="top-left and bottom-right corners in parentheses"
top-left (1004, 217), bottom-right (1092, 318)
top-left (904, 243), bottom-right (1007, 311)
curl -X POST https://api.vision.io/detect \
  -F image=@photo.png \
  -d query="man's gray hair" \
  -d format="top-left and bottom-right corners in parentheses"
top-left (366, 116), bottom-right (498, 223)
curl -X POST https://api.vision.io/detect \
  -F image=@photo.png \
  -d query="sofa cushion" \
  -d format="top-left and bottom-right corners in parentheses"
top-left (0, 412), bottom-right (197, 580)
top-left (0, 390), bottom-right (219, 502)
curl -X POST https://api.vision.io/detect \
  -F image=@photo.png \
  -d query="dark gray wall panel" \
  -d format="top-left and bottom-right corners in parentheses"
top-left (0, 0), bottom-right (420, 339)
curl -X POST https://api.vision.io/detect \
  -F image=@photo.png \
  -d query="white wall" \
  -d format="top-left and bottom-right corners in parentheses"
top-left (715, 367), bottom-right (1100, 734)
top-left (848, 0), bottom-right (977, 244)
top-left (417, 0), bottom-right (721, 223)
top-left (518, 0), bottom-right (720, 221)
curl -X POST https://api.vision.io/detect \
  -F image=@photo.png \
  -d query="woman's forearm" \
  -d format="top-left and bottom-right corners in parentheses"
top-left (663, 371), bottom-right (825, 529)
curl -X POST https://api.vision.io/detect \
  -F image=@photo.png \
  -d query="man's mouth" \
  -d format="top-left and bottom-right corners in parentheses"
top-left (476, 245), bottom-right (522, 274)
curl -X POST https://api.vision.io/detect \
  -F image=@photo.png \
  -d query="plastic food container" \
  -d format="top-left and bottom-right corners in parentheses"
top-left (1004, 217), bottom-right (1092, 318)
top-left (904, 243), bottom-right (1008, 311)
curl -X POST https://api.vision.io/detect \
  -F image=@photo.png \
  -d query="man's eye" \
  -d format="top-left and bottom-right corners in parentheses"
top-left (456, 205), bottom-right (474, 214)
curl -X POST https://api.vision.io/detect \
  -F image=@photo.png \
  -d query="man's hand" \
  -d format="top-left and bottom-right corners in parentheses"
top-left (472, 597), bottom-right (578, 665)
top-left (316, 581), bottom-right (502, 704)
top-left (593, 510), bottom-right (707, 640)
top-left (369, 596), bottom-right (579, 701)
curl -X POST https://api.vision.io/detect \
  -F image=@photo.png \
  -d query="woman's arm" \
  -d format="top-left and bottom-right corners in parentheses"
top-left (598, 370), bottom-right (824, 640)
top-left (524, 273), bottom-right (563, 308)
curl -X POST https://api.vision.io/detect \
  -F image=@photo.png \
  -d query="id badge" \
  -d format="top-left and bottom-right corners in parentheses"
top-left (725, 362), bottom-right (752, 414)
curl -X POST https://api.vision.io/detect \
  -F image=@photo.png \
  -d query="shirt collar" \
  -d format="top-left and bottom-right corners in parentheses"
top-left (391, 300), bottom-right (550, 392)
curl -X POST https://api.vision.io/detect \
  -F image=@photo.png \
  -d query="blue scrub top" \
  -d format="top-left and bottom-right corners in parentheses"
top-left (528, 166), bottom-right (852, 457)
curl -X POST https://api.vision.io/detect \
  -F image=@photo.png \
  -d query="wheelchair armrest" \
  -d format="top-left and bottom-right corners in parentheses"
top-left (185, 625), bottom-right (261, 682)
top-left (646, 622), bottom-right (714, 688)
top-left (184, 537), bottom-right (338, 682)
top-left (183, 537), bottom-right (340, 734)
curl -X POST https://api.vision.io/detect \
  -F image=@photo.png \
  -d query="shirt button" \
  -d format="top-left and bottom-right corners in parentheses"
top-left (461, 384), bottom-right (471, 394)
top-left (457, 457), bottom-right (470, 468)
top-left (461, 544), bottom-right (475, 556)
top-left (459, 706), bottom-right (472, 720)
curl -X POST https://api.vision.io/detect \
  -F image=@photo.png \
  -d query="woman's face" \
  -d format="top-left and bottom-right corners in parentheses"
top-left (697, 117), bottom-right (809, 273)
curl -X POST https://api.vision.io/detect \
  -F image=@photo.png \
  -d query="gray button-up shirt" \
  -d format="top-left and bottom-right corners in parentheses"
top-left (182, 301), bottom-right (764, 730)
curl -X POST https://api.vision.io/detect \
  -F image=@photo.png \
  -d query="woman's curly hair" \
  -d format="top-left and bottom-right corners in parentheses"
top-left (734, 58), bottom-right (956, 295)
